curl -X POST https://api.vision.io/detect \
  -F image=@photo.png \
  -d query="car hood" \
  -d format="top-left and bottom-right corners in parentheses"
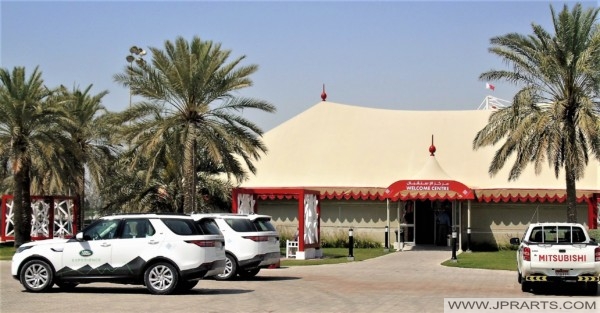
top-left (21, 238), bottom-right (71, 248)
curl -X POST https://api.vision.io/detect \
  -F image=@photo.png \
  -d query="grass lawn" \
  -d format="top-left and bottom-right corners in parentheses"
top-left (0, 243), bottom-right (16, 261)
top-left (442, 250), bottom-right (517, 271)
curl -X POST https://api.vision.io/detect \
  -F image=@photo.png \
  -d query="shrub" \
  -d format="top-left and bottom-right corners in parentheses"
top-left (588, 229), bottom-right (600, 242)
top-left (279, 227), bottom-right (381, 249)
top-left (320, 229), bottom-right (381, 248)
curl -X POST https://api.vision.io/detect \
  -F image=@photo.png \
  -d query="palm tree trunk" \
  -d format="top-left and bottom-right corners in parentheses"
top-left (565, 161), bottom-right (578, 223)
top-left (76, 165), bottom-right (85, 231)
top-left (13, 158), bottom-right (32, 247)
top-left (182, 131), bottom-right (195, 214)
top-left (564, 107), bottom-right (578, 223)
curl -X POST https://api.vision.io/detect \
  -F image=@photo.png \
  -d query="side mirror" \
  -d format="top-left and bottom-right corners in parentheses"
top-left (509, 238), bottom-right (520, 245)
top-left (76, 232), bottom-right (90, 241)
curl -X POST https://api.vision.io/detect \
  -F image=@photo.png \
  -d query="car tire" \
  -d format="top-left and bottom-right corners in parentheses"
top-left (521, 281), bottom-right (530, 293)
top-left (55, 281), bottom-right (79, 290)
top-left (517, 272), bottom-right (522, 284)
top-left (215, 253), bottom-right (237, 281)
top-left (238, 268), bottom-right (260, 279)
top-left (144, 262), bottom-right (179, 295)
top-left (20, 259), bottom-right (54, 292)
top-left (176, 280), bottom-right (199, 292)
top-left (585, 282), bottom-right (598, 295)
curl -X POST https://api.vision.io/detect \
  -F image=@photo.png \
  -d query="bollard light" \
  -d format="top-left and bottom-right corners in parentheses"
top-left (466, 227), bottom-right (472, 253)
top-left (348, 228), bottom-right (355, 261)
top-left (384, 226), bottom-right (389, 250)
top-left (451, 229), bottom-right (458, 262)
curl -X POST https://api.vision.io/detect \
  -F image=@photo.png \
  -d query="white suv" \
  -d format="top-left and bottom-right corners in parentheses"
top-left (11, 214), bottom-right (225, 295)
top-left (192, 213), bottom-right (280, 280)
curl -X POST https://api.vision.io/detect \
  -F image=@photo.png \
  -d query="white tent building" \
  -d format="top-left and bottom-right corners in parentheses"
top-left (233, 98), bottom-right (599, 252)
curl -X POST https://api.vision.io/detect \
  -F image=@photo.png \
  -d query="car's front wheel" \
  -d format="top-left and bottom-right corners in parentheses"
top-left (215, 253), bottom-right (237, 281)
top-left (144, 262), bottom-right (179, 295)
top-left (20, 259), bottom-right (54, 292)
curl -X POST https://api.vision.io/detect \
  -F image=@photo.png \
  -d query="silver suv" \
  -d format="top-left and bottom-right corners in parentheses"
top-left (192, 213), bottom-right (280, 280)
top-left (11, 214), bottom-right (225, 295)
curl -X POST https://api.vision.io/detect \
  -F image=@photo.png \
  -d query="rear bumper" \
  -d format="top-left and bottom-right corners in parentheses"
top-left (524, 275), bottom-right (600, 283)
top-left (238, 252), bottom-right (281, 270)
top-left (180, 259), bottom-right (227, 280)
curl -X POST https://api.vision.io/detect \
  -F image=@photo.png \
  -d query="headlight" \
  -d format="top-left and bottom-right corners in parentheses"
top-left (16, 245), bottom-right (33, 254)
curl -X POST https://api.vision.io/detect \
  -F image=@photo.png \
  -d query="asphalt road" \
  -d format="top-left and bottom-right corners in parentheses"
top-left (1, 248), bottom-right (597, 313)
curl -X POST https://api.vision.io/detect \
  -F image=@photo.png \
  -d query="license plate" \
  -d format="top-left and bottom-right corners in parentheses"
top-left (555, 269), bottom-right (569, 276)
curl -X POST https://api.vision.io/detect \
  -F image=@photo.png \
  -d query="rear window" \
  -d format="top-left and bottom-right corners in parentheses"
top-left (529, 226), bottom-right (586, 243)
top-left (253, 218), bottom-right (276, 231)
top-left (225, 218), bottom-right (255, 232)
top-left (224, 218), bottom-right (276, 232)
top-left (161, 218), bottom-right (201, 235)
top-left (196, 218), bottom-right (222, 235)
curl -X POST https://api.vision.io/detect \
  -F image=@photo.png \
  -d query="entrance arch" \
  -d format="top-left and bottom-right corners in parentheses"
top-left (383, 138), bottom-right (474, 249)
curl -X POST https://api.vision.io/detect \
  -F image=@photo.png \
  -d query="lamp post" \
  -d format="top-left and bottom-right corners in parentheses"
top-left (125, 45), bottom-right (146, 108)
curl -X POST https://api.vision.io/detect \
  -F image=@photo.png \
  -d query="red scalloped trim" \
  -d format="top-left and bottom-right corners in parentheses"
top-left (255, 190), bottom-right (590, 203)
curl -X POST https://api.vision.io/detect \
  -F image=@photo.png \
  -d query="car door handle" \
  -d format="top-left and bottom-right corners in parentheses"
top-left (148, 240), bottom-right (159, 245)
top-left (101, 242), bottom-right (111, 247)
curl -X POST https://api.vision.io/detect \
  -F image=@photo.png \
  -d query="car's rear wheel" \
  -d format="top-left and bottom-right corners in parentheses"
top-left (584, 282), bottom-right (598, 295)
top-left (215, 253), bottom-right (237, 281)
top-left (144, 262), bottom-right (179, 295)
top-left (20, 260), bottom-right (54, 292)
top-left (238, 268), bottom-right (260, 279)
top-left (521, 281), bottom-right (531, 292)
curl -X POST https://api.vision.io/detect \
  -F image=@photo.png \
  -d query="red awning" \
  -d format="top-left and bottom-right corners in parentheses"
top-left (384, 180), bottom-right (475, 201)
top-left (240, 186), bottom-right (596, 203)
top-left (474, 189), bottom-right (596, 203)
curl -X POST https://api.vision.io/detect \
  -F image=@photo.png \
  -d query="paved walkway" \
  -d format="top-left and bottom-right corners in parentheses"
top-left (1, 248), bottom-right (596, 313)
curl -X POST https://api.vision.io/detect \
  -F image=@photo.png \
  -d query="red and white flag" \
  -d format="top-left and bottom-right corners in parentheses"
top-left (486, 83), bottom-right (495, 91)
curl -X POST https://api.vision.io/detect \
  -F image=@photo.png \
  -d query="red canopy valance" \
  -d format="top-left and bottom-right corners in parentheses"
top-left (241, 186), bottom-right (597, 203)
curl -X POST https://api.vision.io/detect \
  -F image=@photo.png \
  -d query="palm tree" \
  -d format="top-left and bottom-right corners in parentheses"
top-left (0, 66), bottom-right (70, 246)
top-left (59, 84), bottom-right (117, 227)
top-left (473, 3), bottom-right (600, 223)
top-left (114, 36), bottom-right (276, 213)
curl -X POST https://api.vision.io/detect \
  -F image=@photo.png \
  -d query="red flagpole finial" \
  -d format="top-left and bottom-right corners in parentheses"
top-left (429, 134), bottom-right (436, 156)
top-left (321, 84), bottom-right (327, 101)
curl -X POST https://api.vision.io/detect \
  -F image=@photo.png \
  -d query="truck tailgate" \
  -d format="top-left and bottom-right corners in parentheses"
top-left (529, 243), bottom-right (597, 274)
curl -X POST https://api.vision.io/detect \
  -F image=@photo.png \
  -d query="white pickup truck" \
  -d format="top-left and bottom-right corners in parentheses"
top-left (510, 222), bottom-right (599, 294)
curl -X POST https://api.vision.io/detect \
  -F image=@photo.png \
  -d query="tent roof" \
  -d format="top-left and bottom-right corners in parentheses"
top-left (240, 101), bottom-right (599, 201)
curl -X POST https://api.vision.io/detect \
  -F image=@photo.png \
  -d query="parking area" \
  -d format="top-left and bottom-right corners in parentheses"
top-left (1, 248), bottom-right (596, 313)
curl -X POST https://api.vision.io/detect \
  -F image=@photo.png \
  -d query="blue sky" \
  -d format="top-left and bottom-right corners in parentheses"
top-left (1, 0), bottom-right (597, 131)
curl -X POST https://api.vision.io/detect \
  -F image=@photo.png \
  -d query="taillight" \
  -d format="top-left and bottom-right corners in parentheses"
top-left (595, 247), bottom-right (600, 262)
top-left (186, 240), bottom-right (216, 247)
top-left (523, 247), bottom-right (531, 261)
top-left (243, 236), bottom-right (269, 242)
